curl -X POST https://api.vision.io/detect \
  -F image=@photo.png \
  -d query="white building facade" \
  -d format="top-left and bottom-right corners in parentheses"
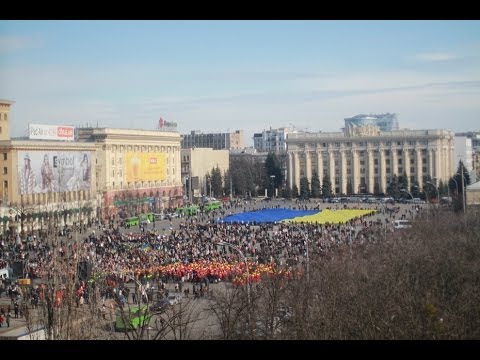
top-left (287, 128), bottom-right (455, 195)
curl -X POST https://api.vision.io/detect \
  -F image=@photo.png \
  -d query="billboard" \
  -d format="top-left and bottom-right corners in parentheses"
top-left (17, 151), bottom-right (92, 195)
top-left (125, 152), bottom-right (166, 182)
top-left (29, 124), bottom-right (75, 141)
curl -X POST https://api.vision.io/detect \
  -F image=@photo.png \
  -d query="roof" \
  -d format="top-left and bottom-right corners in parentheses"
top-left (466, 181), bottom-right (480, 190)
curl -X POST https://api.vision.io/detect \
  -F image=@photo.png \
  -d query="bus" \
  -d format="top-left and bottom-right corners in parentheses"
top-left (139, 213), bottom-right (155, 223)
top-left (394, 219), bottom-right (412, 230)
top-left (124, 217), bottom-right (139, 227)
top-left (204, 201), bottom-right (222, 212)
top-left (176, 205), bottom-right (199, 216)
top-left (115, 305), bottom-right (152, 332)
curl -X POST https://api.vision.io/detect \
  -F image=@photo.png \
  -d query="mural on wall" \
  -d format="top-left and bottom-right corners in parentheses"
top-left (17, 151), bottom-right (91, 194)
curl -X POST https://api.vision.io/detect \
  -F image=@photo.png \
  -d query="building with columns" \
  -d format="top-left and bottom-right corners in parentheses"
top-left (286, 126), bottom-right (455, 195)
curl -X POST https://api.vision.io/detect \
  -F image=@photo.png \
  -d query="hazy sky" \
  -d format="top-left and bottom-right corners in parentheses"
top-left (1, 20), bottom-right (480, 145)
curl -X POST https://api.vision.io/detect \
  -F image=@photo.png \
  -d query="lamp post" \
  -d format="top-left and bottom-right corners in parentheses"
top-left (270, 175), bottom-right (276, 199)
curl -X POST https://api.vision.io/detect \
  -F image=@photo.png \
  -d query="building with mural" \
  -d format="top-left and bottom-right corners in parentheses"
top-left (0, 100), bottom-right (97, 235)
top-left (77, 127), bottom-right (182, 220)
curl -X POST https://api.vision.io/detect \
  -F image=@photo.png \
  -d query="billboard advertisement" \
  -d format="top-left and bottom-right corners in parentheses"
top-left (125, 152), bottom-right (166, 182)
top-left (17, 151), bottom-right (91, 195)
top-left (29, 124), bottom-right (75, 141)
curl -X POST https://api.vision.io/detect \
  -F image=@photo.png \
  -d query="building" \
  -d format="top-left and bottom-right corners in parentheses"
top-left (344, 113), bottom-right (399, 133)
top-left (286, 125), bottom-right (455, 195)
top-left (180, 148), bottom-right (229, 200)
top-left (454, 136), bottom-right (473, 173)
top-left (456, 131), bottom-right (480, 181)
top-left (181, 130), bottom-right (244, 150)
top-left (253, 127), bottom-right (291, 153)
top-left (0, 100), bottom-right (97, 234)
top-left (77, 127), bottom-right (182, 220)
top-left (466, 180), bottom-right (480, 206)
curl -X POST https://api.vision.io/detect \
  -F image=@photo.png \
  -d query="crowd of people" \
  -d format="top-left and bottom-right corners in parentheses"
top-left (0, 199), bottom-right (420, 314)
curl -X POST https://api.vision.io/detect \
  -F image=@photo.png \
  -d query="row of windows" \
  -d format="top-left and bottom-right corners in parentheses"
top-left (104, 145), bottom-right (178, 153)
top-left (309, 141), bottom-right (431, 149)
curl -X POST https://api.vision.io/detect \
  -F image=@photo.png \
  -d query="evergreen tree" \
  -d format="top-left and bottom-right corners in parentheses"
top-left (291, 184), bottom-right (299, 198)
top-left (223, 170), bottom-right (232, 197)
top-left (387, 174), bottom-right (400, 200)
top-left (211, 166), bottom-right (223, 198)
top-left (265, 152), bottom-right (283, 191)
top-left (398, 171), bottom-right (409, 193)
top-left (321, 174), bottom-right (333, 198)
top-left (423, 174), bottom-right (436, 202)
top-left (310, 172), bottom-right (321, 198)
top-left (282, 186), bottom-right (292, 199)
top-left (299, 177), bottom-right (310, 199)
top-left (410, 180), bottom-right (421, 198)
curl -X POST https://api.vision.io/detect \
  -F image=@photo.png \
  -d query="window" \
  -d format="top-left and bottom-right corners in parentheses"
top-left (386, 141), bottom-right (391, 146)
top-left (360, 168), bottom-right (366, 174)
top-left (375, 168), bottom-right (378, 174)
top-left (398, 159), bottom-right (402, 165)
top-left (3, 180), bottom-right (7, 189)
top-left (410, 158), bottom-right (415, 164)
top-left (0, 127), bottom-right (2, 134)
top-left (384, 150), bottom-right (390, 156)
top-left (386, 159), bottom-right (390, 165)
top-left (360, 160), bottom-right (365, 165)
top-left (374, 159), bottom-right (378, 165)
top-left (397, 150), bottom-right (402, 156)
top-left (112, 158), bottom-right (114, 165)
top-left (397, 141), bottom-right (403, 146)
top-left (422, 167), bottom-right (427, 173)
top-left (386, 167), bottom-right (391, 173)
top-left (422, 158), bottom-right (427, 164)
top-left (3, 167), bottom-right (6, 174)
top-left (410, 167), bottom-right (415, 173)
top-left (398, 167), bottom-right (403, 173)
top-left (2, 153), bottom-right (6, 160)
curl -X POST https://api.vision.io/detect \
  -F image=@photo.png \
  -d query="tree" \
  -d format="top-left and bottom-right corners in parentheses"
top-left (410, 180), bottom-right (421, 198)
top-left (387, 174), bottom-right (400, 199)
top-left (310, 172), bottom-right (321, 198)
top-left (211, 166), bottom-right (223, 198)
top-left (291, 184), bottom-right (299, 198)
top-left (282, 186), bottom-right (292, 199)
top-left (299, 177), bottom-right (310, 199)
top-left (398, 171), bottom-right (408, 194)
top-left (265, 153), bottom-right (283, 191)
top-left (321, 175), bottom-right (333, 198)
top-left (451, 161), bottom-right (471, 212)
top-left (223, 170), bottom-right (232, 197)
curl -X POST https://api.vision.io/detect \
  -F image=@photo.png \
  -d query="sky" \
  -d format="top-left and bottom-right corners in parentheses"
top-left (1, 20), bottom-right (480, 145)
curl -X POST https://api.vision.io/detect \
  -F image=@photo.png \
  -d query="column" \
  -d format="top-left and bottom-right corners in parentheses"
top-left (305, 151), bottom-right (312, 183)
top-left (367, 149), bottom-right (375, 194)
top-left (379, 149), bottom-right (386, 194)
top-left (434, 148), bottom-right (441, 183)
top-left (352, 149), bottom-right (359, 194)
top-left (403, 149), bottom-right (411, 190)
top-left (416, 149), bottom-right (423, 190)
top-left (329, 151), bottom-right (335, 194)
top-left (340, 150), bottom-right (347, 194)
top-left (428, 149), bottom-right (433, 183)
top-left (294, 152), bottom-right (301, 191)
top-left (392, 148), bottom-right (398, 176)
top-left (288, 152), bottom-right (293, 189)
top-left (316, 151), bottom-right (323, 185)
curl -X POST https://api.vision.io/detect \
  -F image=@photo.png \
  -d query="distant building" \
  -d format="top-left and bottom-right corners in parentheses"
top-left (344, 113), bottom-right (399, 133)
top-left (181, 130), bottom-right (244, 150)
top-left (253, 127), bottom-right (291, 153)
top-left (466, 180), bottom-right (480, 206)
top-left (456, 131), bottom-right (480, 181)
top-left (454, 136), bottom-right (473, 174)
top-left (181, 148), bottom-right (229, 199)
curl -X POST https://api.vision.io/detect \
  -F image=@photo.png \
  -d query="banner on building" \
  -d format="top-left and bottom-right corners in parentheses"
top-left (125, 152), bottom-right (166, 182)
top-left (17, 151), bottom-right (91, 195)
top-left (29, 124), bottom-right (75, 141)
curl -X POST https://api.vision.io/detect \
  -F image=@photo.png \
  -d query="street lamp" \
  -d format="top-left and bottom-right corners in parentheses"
top-left (270, 175), bottom-right (276, 199)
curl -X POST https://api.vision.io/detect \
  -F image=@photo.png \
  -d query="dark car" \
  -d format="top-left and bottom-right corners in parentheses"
top-left (149, 299), bottom-right (170, 313)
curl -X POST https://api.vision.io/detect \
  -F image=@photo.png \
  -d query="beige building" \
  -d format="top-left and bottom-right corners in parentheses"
top-left (466, 181), bottom-right (480, 206)
top-left (0, 100), bottom-right (97, 234)
top-left (181, 148), bottom-right (229, 199)
top-left (287, 127), bottom-right (455, 195)
top-left (77, 127), bottom-right (182, 219)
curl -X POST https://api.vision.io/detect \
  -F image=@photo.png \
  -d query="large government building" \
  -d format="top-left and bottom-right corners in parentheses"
top-left (286, 123), bottom-right (455, 195)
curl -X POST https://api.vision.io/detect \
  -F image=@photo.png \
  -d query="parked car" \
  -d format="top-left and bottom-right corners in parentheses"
top-left (149, 299), bottom-right (170, 313)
